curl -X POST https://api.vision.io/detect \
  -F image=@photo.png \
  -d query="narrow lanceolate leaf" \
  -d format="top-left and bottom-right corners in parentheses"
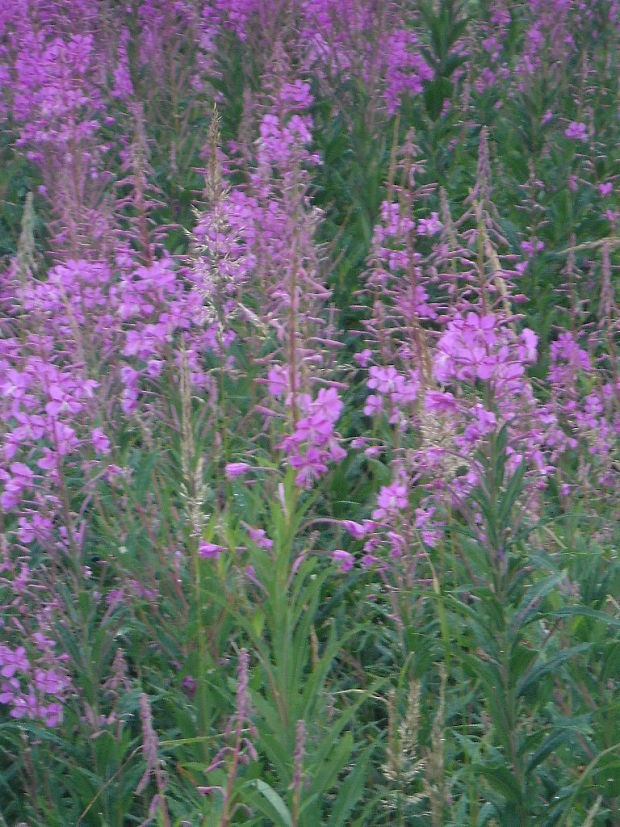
top-left (526, 729), bottom-right (572, 774)
top-left (546, 606), bottom-right (620, 629)
top-left (474, 764), bottom-right (524, 805)
top-left (249, 779), bottom-right (293, 827)
top-left (497, 459), bottom-right (526, 530)
top-left (328, 754), bottom-right (371, 827)
top-left (511, 573), bottom-right (565, 632)
top-left (517, 644), bottom-right (590, 696)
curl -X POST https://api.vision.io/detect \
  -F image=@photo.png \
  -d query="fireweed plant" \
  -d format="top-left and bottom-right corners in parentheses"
top-left (0, 0), bottom-right (618, 824)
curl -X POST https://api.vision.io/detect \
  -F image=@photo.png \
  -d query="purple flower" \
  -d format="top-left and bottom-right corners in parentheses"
top-left (341, 520), bottom-right (369, 539)
top-left (368, 365), bottom-right (401, 394)
top-left (417, 212), bottom-right (442, 236)
top-left (372, 481), bottom-right (408, 520)
top-left (520, 239), bottom-right (544, 257)
top-left (9, 462), bottom-right (34, 483)
top-left (425, 390), bottom-right (457, 413)
top-left (181, 676), bottom-right (198, 698)
top-left (246, 526), bottom-right (273, 550)
top-left (519, 329), bottom-right (538, 363)
top-left (10, 690), bottom-right (39, 720)
top-left (564, 121), bottom-right (587, 141)
top-left (332, 550), bottom-right (354, 572)
top-left (91, 427), bottom-right (110, 455)
top-left (34, 668), bottom-right (66, 695)
top-left (290, 447), bottom-right (329, 488)
top-left (42, 703), bottom-right (63, 727)
top-left (363, 394), bottom-right (383, 416)
top-left (1, 461), bottom-right (37, 508)
top-left (267, 365), bottom-right (289, 397)
top-left (146, 359), bottom-right (163, 377)
top-left (198, 541), bottom-right (225, 559)
top-left (354, 349), bottom-right (372, 367)
top-left (0, 646), bottom-right (29, 678)
top-left (281, 389), bottom-right (345, 487)
top-left (0, 679), bottom-right (19, 705)
top-left (225, 462), bottom-right (252, 478)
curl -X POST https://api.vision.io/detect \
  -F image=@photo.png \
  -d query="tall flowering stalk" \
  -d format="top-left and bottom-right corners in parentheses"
top-left (136, 693), bottom-right (171, 827)
top-left (290, 718), bottom-right (307, 827)
top-left (2, 5), bottom-right (117, 258)
top-left (225, 52), bottom-right (346, 489)
top-left (198, 649), bottom-right (257, 825)
top-left (346, 129), bottom-right (547, 598)
top-left (115, 103), bottom-right (166, 266)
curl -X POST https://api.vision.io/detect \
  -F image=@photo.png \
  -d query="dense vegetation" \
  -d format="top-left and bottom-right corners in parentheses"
top-left (0, 1), bottom-right (618, 824)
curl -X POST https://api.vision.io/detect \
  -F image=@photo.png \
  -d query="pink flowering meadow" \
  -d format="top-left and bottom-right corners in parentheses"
top-left (0, 1), bottom-right (617, 824)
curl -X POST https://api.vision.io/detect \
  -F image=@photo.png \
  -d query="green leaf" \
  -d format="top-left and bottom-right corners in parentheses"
top-left (132, 449), bottom-right (159, 503)
top-left (602, 641), bottom-right (620, 683)
top-left (424, 78), bottom-right (453, 120)
top-left (517, 643), bottom-right (590, 697)
top-left (493, 425), bottom-right (509, 490)
top-left (310, 731), bottom-right (354, 798)
top-left (329, 755), bottom-right (371, 826)
top-left (511, 574), bottom-right (565, 632)
top-left (474, 764), bottom-right (523, 805)
top-left (477, 801), bottom-right (499, 826)
top-left (509, 644), bottom-right (537, 682)
top-left (249, 779), bottom-right (293, 827)
top-left (547, 606), bottom-right (620, 629)
top-left (525, 729), bottom-right (571, 774)
top-left (497, 459), bottom-right (526, 531)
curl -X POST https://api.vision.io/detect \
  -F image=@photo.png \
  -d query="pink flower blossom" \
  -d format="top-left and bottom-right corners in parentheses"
top-left (92, 427), bottom-right (110, 455)
top-left (564, 121), bottom-right (587, 141)
top-left (281, 389), bottom-right (344, 487)
top-left (267, 365), bottom-right (289, 397)
top-left (246, 526), bottom-right (273, 550)
top-left (520, 239), bottom-right (544, 256)
top-left (372, 481), bottom-right (408, 521)
top-left (354, 349), bottom-right (372, 367)
top-left (198, 542), bottom-right (225, 559)
top-left (341, 520), bottom-right (371, 539)
top-left (417, 212), bottom-right (442, 236)
top-left (363, 394), bottom-right (383, 416)
top-left (332, 549), bottom-right (354, 572)
top-left (367, 365), bottom-right (401, 394)
top-left (225, 462), bottom-right (252, 478)
top-left (0, 646), bottom-right (29, 678)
